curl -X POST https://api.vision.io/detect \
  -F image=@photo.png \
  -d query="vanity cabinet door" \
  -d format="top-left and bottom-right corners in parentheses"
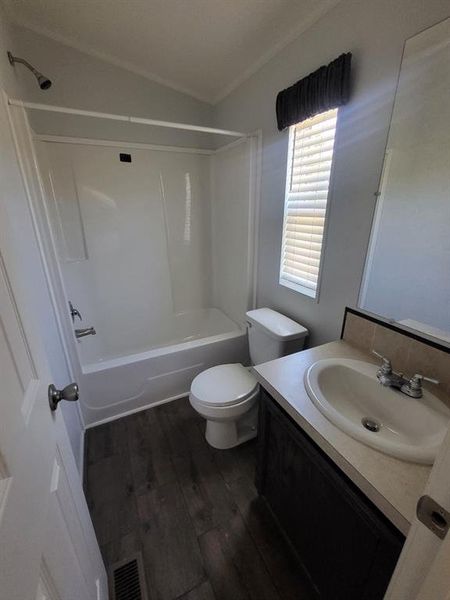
top-left (257, 390), bottom-right (404, 600)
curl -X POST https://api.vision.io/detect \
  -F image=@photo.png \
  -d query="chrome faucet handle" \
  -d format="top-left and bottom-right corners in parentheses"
top-left (401, 373), bottom-right (439, 398)
top-left (410, 374), bottom-right (439, 386)
top-left (372, 350), bottom-right (392, 374)
top-left (69, 300), bottom-right (82, 322)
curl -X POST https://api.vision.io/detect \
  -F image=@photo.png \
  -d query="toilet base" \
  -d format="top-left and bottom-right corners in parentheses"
top-left (204, 404), bottom-right (258, 449)
top-left (205, 420), bottom-right (257, 449)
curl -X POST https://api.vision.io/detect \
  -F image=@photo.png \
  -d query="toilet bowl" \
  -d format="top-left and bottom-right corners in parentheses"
top-left (190, 308), bottom-right (308, 450)
top-left (190, 363), bottom-right (259, 449)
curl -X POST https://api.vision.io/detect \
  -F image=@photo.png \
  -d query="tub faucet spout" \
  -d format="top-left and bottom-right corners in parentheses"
top-left (75, 327), bottom-right (96, 339)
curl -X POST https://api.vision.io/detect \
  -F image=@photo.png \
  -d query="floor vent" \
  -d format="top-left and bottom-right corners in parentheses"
top-left (110, 553), bottom-right (148, 600)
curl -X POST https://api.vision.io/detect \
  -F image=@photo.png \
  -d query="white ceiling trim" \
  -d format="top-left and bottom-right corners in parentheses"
top-left (5, 16), bottom-right (212, 104)
top-left (211, 0), bottom-right (342, 104)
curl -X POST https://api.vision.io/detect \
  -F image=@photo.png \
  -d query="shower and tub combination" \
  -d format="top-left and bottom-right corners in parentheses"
top-left (7, 97), bottom-right (260, 426)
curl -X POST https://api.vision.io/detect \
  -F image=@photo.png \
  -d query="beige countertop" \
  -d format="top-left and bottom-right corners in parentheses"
top-left (253, 340), bottom-right (431, 536)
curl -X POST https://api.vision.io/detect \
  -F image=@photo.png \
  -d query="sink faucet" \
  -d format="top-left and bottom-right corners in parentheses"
top-left (372, 351), bottom-right (439, 398)
top-left (372, 350), bottom-right (405, 388)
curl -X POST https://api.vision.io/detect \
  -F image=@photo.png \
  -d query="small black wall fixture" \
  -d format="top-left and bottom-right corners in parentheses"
top-left (7, 51), bottom-right (52, 90)
top-left (276, 53), bottom-right (352, 131)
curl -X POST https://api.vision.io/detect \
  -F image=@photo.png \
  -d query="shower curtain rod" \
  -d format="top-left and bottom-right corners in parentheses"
top-left (8, 98), bottom-right (249, 138)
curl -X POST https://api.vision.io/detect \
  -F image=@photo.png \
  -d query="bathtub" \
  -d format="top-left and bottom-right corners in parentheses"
top-left (78, 308), bottom-right (249, 426)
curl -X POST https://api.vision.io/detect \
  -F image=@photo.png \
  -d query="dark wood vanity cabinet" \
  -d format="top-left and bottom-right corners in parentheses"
top-left (256, 390), bottom-right (405, 600)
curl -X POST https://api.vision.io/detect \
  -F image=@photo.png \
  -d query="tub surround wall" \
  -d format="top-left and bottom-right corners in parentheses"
top-left (342, 309), bottom-right (450, 409)
top-left (37, 141), bottom-right (213, 363)
top-left (211, 138), bottom-right (255, 327)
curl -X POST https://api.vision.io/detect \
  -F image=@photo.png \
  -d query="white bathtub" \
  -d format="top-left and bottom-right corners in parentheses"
top-left (78, 308), bottom-right (249, 426)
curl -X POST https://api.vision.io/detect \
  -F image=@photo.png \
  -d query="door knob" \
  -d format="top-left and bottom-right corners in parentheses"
top-left (48, 382), bottom-right (79, 411)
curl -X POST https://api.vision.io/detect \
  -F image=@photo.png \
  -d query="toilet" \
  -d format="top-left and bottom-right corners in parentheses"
top-left (190, 308), bottom-right (308, 449)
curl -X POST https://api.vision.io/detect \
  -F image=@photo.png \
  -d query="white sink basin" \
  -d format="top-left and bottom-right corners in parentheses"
top-left (305, 358), bottom-right (450, 464)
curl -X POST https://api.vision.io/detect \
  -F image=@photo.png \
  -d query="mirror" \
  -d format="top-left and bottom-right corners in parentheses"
top-left (360, 17), bottom-right (450, 343)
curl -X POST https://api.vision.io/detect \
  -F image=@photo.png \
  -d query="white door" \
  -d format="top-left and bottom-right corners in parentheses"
top-left (386, 422), bottom-right (450, 599)
top-left (416, 527), bottom-right (450, 600)
top-left (0, 90), bottom-right (107, 600)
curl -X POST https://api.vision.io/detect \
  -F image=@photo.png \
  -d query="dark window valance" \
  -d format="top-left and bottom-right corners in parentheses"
top-left (276, 53), bottom-right (352, 131)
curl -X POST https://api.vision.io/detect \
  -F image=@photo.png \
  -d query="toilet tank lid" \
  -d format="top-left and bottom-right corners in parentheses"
top-left (245, 308), bottom-right (308, 341)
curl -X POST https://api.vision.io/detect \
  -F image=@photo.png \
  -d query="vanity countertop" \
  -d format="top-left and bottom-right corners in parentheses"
top-left (253, 340), bottom-right (432, 536)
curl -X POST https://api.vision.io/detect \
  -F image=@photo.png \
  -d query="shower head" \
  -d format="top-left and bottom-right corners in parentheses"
top-left (7, 51), bottom-right (52, 90)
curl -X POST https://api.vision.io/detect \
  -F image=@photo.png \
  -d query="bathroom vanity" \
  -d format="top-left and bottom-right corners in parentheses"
top-left (257, 389), bottom-right (404, 599)
top-left (253, 339), bottom-right (436, 600)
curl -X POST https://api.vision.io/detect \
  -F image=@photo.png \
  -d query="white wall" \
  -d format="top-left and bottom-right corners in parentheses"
top-left (0, 7), bottom-right (26, 95)
top-left (214, 0), bottom-right (450, 346)
top-left (0, 6), bottom-right (84, 470)
top-left (8, 23), bottom-right (215, 148)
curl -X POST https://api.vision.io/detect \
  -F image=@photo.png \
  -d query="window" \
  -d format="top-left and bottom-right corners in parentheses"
top-left (279, 108), bottom-right (338, 299)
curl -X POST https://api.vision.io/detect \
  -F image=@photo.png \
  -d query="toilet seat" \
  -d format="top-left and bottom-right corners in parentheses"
top-left (190, 363), bottom-right (258, 407)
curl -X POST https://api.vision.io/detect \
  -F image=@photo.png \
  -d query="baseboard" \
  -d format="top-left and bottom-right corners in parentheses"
top-left (84, 391), bottom-right (189, 430)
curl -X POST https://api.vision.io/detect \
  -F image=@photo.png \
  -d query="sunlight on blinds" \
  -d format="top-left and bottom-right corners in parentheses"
top-left (279, 108), bottom-right (338, 298)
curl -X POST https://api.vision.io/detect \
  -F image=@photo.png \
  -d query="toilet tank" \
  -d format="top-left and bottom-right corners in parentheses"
top-left (246, 308), bottom-right (308, 365)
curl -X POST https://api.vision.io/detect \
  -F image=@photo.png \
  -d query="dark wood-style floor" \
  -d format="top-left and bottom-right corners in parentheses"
top-left (85, 398), bottom-right (315, 600)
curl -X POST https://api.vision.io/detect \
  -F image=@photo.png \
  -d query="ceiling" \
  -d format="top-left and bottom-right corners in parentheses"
top-left (5, 0), bottom-right (340, 104)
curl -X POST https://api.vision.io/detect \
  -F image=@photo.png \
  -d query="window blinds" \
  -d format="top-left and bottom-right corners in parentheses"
top-left (279, 108), bottom-right (338, 298)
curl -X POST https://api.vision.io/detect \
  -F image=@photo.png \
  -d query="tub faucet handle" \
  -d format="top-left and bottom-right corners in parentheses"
top-left (69, 300), bottom-right (82, 322)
